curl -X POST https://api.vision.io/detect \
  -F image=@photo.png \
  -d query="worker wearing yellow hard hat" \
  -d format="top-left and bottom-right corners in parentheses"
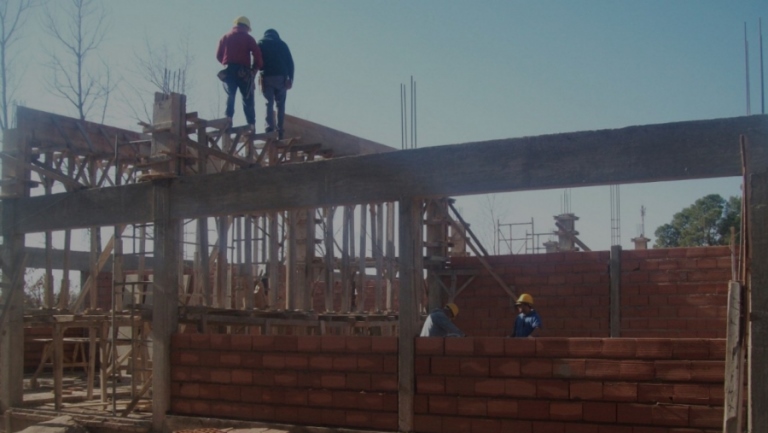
top-left (234, 16), bottom-right (251, 31)
top-left (510, 293), bottom-right (542, 338)
top-left (216, 16), bottom-right (264, 130)
top-left (420, 302), bottom-right (465, 337)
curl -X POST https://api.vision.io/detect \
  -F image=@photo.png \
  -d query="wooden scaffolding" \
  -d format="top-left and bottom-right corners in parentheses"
top-left (0, 92), bottom-right (766, 432)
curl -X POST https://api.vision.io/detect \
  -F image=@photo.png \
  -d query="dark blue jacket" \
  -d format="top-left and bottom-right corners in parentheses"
top-left (512, 309), bottom-right (542, 337)
top-left (258, 29), bottom-right (294, 80)
top-left (420, 308), bottom-right (465, 337)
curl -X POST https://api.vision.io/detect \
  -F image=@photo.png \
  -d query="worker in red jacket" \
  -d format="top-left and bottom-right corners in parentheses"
top-left (216, 16), bottom-right (264, 130)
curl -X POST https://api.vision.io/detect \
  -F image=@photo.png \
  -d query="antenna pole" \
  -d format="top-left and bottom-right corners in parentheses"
top-left (746, 22), bottom-right (752, 115)
top-left (760, 18), bottom-right (765, 114)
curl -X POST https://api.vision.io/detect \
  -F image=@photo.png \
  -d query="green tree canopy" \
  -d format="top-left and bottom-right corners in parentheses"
top-left (653, 194), bottom-right (741, 248)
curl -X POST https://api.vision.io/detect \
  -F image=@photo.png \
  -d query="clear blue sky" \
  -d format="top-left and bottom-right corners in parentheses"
top-left (16, 1), bottom-right (766, 252)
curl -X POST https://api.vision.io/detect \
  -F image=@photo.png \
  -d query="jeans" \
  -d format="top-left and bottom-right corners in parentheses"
top-left (261, 75), bottom-right (288, 138)
top-left (223, 64), bottom-right (255, 125)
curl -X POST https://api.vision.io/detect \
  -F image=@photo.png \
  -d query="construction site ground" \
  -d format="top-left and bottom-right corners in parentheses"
top-left (2, 372), bottom-right (392, 433)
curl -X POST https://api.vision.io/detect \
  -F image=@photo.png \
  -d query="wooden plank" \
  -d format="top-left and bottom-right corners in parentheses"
top-left (283, 114), bottom-right (396, 157)
top-left (151, 179), bottom-right (180, 432)
top-left (398, 198), bottom-right (419, 433)
top-left (0, 152), bottom-right (86, 190)
top-left (748, 169), bottom-right (768, 433)
top-left (11, 115), bottom-right (768, 234)
top-left (17, 107), bottom-right (144, 157)
top-left (184, 137), bottom-right (250, 167)
top-left (610, 245), bottom-right (621, 337)
top-left (723, 281), bottom-right (745, 432)
top-left (72, 227), bottom-right (126, 312)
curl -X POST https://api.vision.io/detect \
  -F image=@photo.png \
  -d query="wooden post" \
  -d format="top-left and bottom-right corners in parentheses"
top-left (426, 199), bottom-right (448, 311)
top-left (376, 203), bottom-right (385, 312)
top-left (0, 129), bottom-right (26, 412)
top-left (386, 202), bottom-right (395, 311)
top-left (196, 125), bottom-right (212, 307)
top-left (357, 204), bottom-right (367, 312)
top-left (398, 198), bottom-right (420, 433)
top-left (0, 200), bottom-right (24, 412)
top-left (304, 208), bottom-right (316, 312)
top-left (43, 170), bottom-right (54, 308)
top-left (59, 229), bottom-right (72, 309)
top-left (216, 217), bottom-right (227, 308)
top-left (610, 245), bottom-right (621, 337)
top-left (268, 210), bottom-right (279, 309)
top-left (324, 207), bottom-right (336, 312)
top-left (724, 281), bottom-right (745, 432)
top-left (151, 178), bottom-right (180, 432)
top-left (244, 215), bottom-right (254, 310)
top-left (286, 210), bottom-right (298, 310)
top-left (748, 169), bottom-right (768, 433)
top-left (340, 206), bottom-right (352, 313)
top-left (53, 323), bottom-right (63, 410)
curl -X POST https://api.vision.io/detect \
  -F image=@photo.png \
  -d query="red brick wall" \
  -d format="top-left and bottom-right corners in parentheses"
top-left (448, 247), bottom-right (731, 338)
top-left (621, 247), bottom-right (730, 338)
top-left (450, 252), bottom-right (611, 338)
top-left (170, 334), bottom-right (399, 431)
top-left (414, 337), bottom-right (725, 433)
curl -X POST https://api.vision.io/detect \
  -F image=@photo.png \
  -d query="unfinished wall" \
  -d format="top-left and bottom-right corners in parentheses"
top-left (449, 246), bottom-right (730, 338)
top-left (170, 334), bottom-right (399, 431)
top-left (620, 247), bottom-right (729, 338)
top-left (414, 337), bottom-right (724, 433)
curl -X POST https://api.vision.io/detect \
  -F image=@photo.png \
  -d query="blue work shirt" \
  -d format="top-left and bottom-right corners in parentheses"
top-left (512, 309), bottom-right (542, 337)
top-left (420, 308), bottom-right (465, 337)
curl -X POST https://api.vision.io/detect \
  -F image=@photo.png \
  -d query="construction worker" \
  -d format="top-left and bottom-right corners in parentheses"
top-left (511, 293), bottom-right (542, 337)
top-left (258, 28), bottom-right (294, 139)
top-left (216, 16), bottom-right (264, 130)
top-left (420, 303), bottom-right (465, 337)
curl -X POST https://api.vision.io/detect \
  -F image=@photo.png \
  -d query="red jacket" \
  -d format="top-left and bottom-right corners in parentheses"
top-left (216, 26), bottom-right (263, 70)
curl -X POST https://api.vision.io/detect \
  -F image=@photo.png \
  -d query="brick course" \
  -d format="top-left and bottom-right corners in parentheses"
top-left (414, 337), bottom-right (724, 433)
top-left (171, 335), bottom-right (398, 431)
top-left (448, 247), bottom-right (729, 338)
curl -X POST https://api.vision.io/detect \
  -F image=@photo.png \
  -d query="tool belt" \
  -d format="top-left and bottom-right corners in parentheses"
top-left (217, 64), bottom-right (254, 82)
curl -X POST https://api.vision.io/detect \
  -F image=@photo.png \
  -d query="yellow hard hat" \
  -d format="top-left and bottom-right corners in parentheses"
top-left (234, 16), bottom-right (251, 31)
top-left (515, 293), bottom-right (534, 306)
top-left (445, 303), bottom-right (459, 317)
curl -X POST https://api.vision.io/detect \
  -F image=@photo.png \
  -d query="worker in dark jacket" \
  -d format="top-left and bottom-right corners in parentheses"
top-left (420, 303), bottom-right (465, 337)
top-left (258, 29), bottom-right (294, 139)
top-left (216, 16), bottom-right (263, 129)
top-left (511, 293), bottom-right (542, 337)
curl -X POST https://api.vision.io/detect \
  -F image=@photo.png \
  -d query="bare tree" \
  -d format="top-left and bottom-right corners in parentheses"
top-left (0, 0), bottom-right (37, 130)
top-left (121, 32), bottom-right (195, 124)
top-left (42, 0), bottom-right (113, 121)
top-left (481, 194), bottom-right (507, 255)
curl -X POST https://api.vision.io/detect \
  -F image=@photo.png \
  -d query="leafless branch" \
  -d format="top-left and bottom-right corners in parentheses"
top-left (0, 0), bottom-right (38, 129)
top-left (41, 0), bottom-right (111, 121)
